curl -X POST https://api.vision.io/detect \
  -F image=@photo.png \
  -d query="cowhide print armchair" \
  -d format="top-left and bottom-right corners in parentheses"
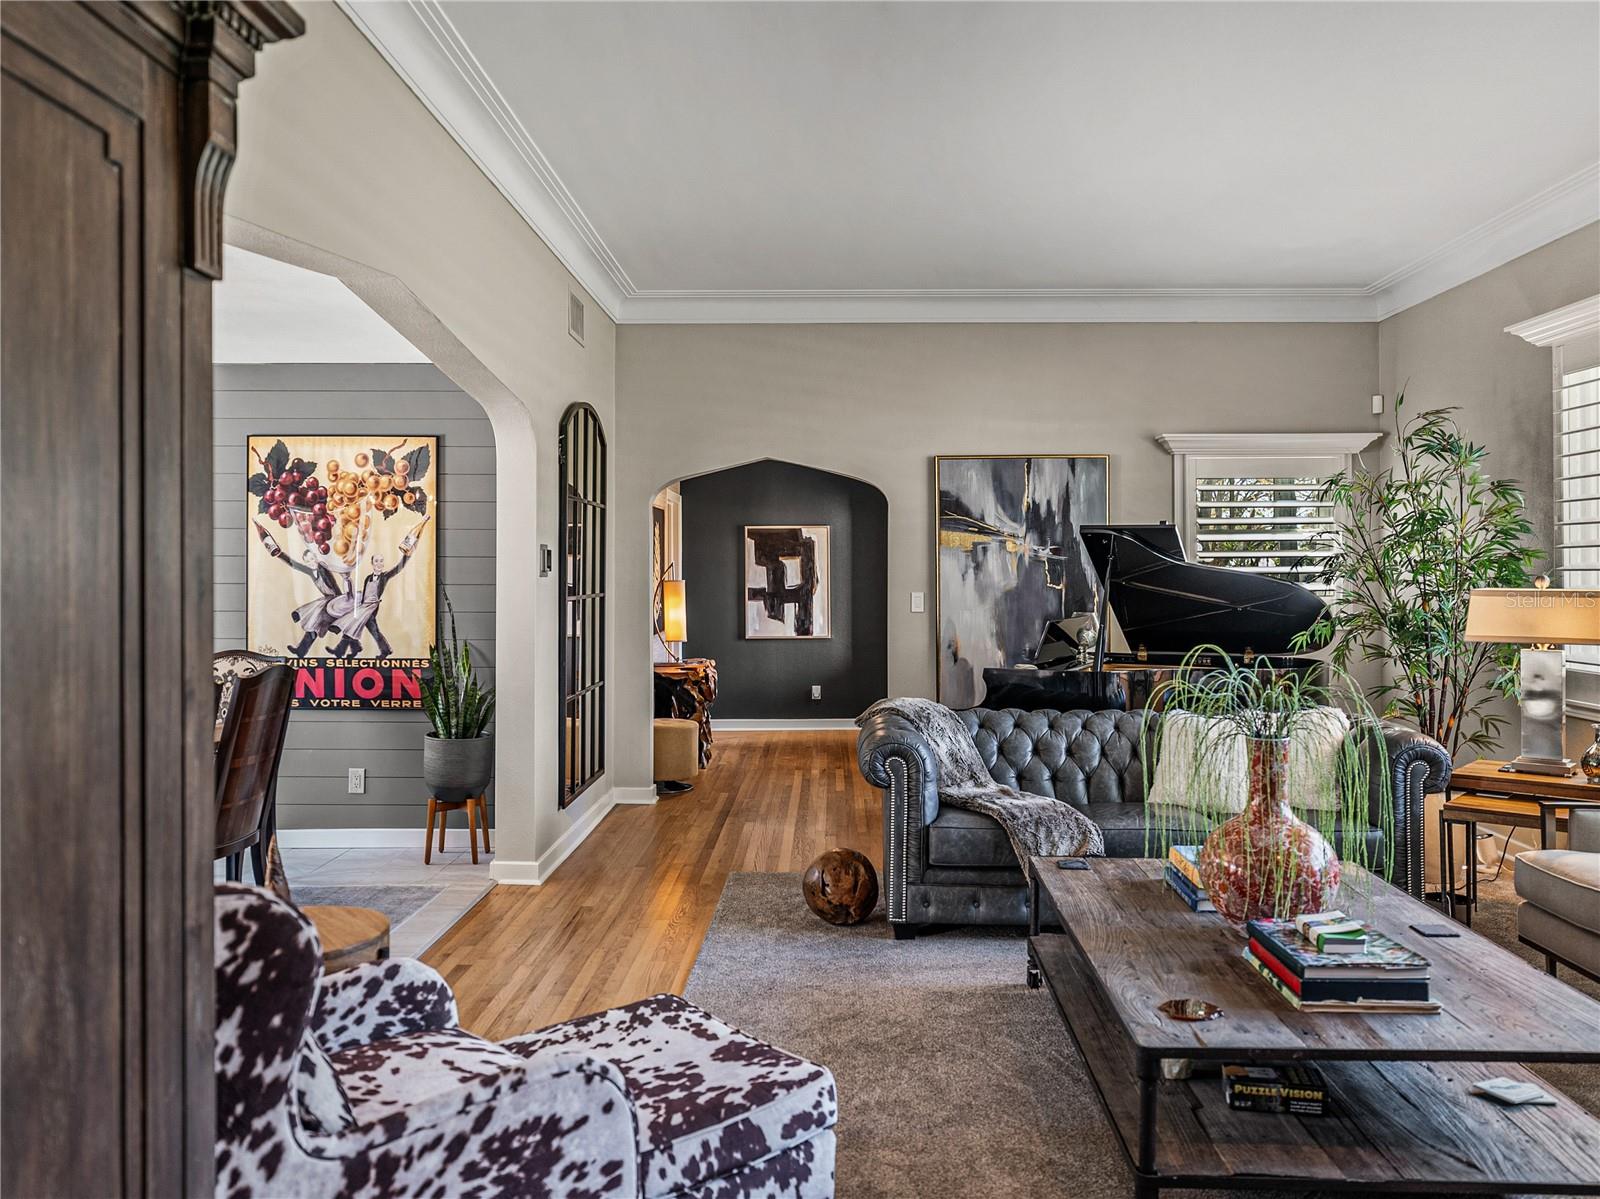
top-left (215, 884), bottom-right (837, 1199)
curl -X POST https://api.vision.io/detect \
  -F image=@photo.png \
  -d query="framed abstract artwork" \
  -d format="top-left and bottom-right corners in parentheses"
top-left (934, 454), bottom-right (1109, 708)
top-left (743, 524), bottom-right (831, 639)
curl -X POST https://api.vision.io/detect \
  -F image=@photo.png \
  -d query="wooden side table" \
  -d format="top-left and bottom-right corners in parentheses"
top-left (306, 906), bottom-right (390, 973)
top-left (1440, 758), bottom-right (1600, 925)
top-left (654, 658), bottom-right (718, 768)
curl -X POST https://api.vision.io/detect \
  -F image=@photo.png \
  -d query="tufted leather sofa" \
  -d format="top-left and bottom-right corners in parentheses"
top-left (857, 705), bottom-right (1451, 937)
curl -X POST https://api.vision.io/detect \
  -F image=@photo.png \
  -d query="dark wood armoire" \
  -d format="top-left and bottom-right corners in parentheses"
top-left (1, 4), bottom-right (300, 1195)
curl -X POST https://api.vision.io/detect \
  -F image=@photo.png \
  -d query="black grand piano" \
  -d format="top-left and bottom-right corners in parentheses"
top-left (979, 522), bottom-right (1328, 711)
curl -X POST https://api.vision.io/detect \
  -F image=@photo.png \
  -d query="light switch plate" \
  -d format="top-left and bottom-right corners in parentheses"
top-left (1371, 394), bottom-right (1384, 415)
top-left (910, 591), bottom-right (926, 613)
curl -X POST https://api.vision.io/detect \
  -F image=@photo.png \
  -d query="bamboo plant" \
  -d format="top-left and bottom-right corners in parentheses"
top-left (1292, 395), bottom-right (1539, 758)
top-left (420, 590), bottom-right (495, 739)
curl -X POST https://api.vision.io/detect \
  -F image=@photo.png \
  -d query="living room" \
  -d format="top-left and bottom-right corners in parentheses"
top-left (4, 2), bottom-right (1599, 1197)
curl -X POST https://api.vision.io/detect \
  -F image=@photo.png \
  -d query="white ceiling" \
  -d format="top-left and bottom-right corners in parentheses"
top-left (344, 1), bottom-right (1600, 322)
top-left (214, 248), bottom-right (428, 363)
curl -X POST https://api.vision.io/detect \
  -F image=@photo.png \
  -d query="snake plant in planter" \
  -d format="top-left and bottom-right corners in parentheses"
top-left (421, 592), bottom-right (496, 800)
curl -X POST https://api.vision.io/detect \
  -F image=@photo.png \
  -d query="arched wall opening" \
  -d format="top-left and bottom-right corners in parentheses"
top-left (628, 454), bottom-right (892, 790)
top-left (659, 460), bottom-right (888, 720)
top-left (224, 219), bottom-right (543, 875)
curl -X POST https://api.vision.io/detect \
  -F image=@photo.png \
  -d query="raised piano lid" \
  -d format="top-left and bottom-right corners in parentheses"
top-left (1079, 524), bottom-right (1327, 658)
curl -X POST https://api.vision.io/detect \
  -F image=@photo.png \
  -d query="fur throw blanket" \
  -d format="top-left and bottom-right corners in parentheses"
top-left (858, 697), bottom-right (1104, 863)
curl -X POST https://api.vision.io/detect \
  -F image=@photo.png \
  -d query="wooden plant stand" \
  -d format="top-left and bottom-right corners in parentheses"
top-left (425, 793), bottom-right (491, 864)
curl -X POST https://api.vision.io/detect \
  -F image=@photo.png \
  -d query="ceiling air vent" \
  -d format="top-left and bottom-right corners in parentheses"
top-left (568, 291), bottom-right (585, 346)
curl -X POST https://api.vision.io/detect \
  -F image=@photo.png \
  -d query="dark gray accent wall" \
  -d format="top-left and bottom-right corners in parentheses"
top-left (214, 363), bottom-right (495, 829)
top-left (679, 460), bottom-right (887, 718)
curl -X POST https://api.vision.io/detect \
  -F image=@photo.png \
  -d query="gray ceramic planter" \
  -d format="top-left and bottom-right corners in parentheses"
top-left (424, 734), bottom-right (494, 801)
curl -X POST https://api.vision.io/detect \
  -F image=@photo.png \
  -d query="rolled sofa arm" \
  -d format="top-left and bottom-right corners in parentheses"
top-left (858, 711), bottom-right (944, 925)
top-left (857, 711), bottom-right (942, 827)
top-left (1365, 721), bottom-right (1453, 899)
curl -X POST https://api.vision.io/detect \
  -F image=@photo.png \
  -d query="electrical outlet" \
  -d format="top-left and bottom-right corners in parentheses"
top-left (348, 767), bottom-right (366, 795)
top-left (910, 591), bottom-right (925, 613)
top-left (810, 685), bottom-right (822, 701)
top-left (1371, 394), bottom-right (1384, 416)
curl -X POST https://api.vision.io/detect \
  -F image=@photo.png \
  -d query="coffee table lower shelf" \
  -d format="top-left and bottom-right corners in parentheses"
top-left (1029, 934), bottom-right (1600, 1197)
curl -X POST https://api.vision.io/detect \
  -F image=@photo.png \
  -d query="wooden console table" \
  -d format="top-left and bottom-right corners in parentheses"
top-left (654, 658), bottom-right (718, 767)
top-left (1441, 758), bottom-right (1600, 926)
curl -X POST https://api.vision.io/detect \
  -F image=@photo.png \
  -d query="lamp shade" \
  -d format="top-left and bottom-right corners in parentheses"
top-left (661, 579), bottom-right (687, 643)
top-left (1464, 588), bottom-right (1600, 645)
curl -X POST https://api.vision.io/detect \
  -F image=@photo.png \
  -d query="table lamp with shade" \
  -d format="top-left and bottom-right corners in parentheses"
top-left (1465, 578), bottom-right (1600, 775)
top-left (657, 574), bottom-right (687, 661)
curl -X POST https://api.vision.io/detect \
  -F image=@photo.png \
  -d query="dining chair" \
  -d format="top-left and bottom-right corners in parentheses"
top-left (213, 655), bottom-right (293, 884)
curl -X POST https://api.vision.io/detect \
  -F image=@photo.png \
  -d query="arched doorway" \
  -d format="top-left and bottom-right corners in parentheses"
top-left (222, 220), bottom-right (544, 885)
top-left (644, 458), bottom-right (889, 787)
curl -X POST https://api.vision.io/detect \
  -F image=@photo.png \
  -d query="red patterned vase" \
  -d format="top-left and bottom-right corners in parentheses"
top-left (1198, 735), bottom-right (1341, 926)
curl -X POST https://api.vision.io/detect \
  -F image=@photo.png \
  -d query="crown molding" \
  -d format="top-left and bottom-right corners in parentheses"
top-left (1368, 164), bottom-right (1599, 321)
top-left (338, 0), bottom-right (629, 320)
top-left (1156, 431), bottom-right (1384, 457)
top-left (1505, 293), bottom-right (1600, 347)
top-left (617, 288), bottom-right (1378, 324)
top-left (340, 2), bottom-right (1597, 326)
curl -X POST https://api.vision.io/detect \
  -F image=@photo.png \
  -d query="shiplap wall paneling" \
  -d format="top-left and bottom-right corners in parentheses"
top-left (213, 363), bottom-right (496, 830)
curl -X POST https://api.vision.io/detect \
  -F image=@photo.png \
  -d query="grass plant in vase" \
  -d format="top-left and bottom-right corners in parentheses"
top-left (1146, 647), bottom-right (1389, 926)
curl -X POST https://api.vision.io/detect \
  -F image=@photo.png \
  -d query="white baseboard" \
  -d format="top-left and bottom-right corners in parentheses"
top-left (486, 858), bottom-right (542, 885)
top-left (613, 785), bottom-right (659, 806)
top-left (490, 786), bottom-right (619, 886)
top-left (711, 718), bottom-right (860, 731)
top-left (278, 827), bottom-right (496, 850)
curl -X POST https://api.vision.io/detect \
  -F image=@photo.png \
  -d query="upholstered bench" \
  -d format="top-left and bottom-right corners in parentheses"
top-left (653, 716), bottom-right (702, 793)
top-left (215, 883), bottom-right (836, 1197)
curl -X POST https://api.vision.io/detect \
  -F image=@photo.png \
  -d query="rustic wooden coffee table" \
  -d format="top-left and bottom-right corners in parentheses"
top-left (1026, 857), bottom-right (1600, 1198)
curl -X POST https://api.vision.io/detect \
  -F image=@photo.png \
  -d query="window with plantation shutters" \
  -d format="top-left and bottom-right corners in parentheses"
top-left (1507, 294), bottom-right (1600, 714)
top-left (1158, 434), bottom-right (1381, 601)
top-left (1558, 361), bottom-right (1599, 677)
top-left (1194, 471), bottom-right (1341, 594)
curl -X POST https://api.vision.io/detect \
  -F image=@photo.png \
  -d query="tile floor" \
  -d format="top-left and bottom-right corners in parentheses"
top-left (216, 845), bottom-right (494, 958)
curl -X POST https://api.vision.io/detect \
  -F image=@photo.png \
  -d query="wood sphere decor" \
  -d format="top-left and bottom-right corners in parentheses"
top-left (802, 848), bottom-right (879, 925)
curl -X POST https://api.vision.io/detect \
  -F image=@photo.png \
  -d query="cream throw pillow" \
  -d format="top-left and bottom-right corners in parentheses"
top-left (1149, 706), bottom-right (1352, 815)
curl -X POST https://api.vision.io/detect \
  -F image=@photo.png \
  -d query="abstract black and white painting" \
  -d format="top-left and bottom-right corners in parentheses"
top-left (935, 455), bottom-right (1108, 708)
top-left (744, 525), bottom-right (831, 639)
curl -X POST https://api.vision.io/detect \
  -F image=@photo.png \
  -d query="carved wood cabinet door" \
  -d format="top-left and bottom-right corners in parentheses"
top-left (0, 4), bottom-right (299, 1195)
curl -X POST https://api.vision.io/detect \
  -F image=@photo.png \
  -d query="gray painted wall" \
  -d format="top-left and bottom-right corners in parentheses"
top-left (614, 321), bottom-right (1381, 788)
top-left (1378, 222), bottom-right (1600, 763)
top-left (679, 460), bottom-right (888, 717)
top-left (214, 363), bottom-right (496, 830)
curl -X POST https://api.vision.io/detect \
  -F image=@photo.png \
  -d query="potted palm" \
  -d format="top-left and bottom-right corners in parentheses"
top-left (421, 592), bottom-right (495, 800)
top-left (1147, 648), bottom-right (1388, 925)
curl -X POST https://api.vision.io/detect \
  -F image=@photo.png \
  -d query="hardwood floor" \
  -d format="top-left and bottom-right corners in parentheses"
top-left (423, 729), bottom-right (882, 1040)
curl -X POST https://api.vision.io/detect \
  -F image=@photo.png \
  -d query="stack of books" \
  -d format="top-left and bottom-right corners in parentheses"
top-left (1244, 912), bottom-right (1438, 1013)
top-left (1164, 846), bottom-right (1215, 912)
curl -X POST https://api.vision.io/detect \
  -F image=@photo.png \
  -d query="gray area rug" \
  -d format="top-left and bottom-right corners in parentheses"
top-left (685, 871), bottom-right (1599, 1199)
top-left (293, 884), bottom-right (443, 927)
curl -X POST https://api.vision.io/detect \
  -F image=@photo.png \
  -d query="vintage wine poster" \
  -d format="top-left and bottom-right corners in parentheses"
top-left (245, 435), bottom-right (438, 709)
